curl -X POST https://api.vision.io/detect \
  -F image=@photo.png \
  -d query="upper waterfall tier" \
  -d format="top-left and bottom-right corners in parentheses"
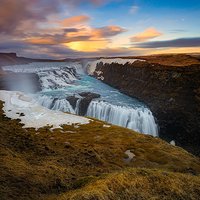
top-left (2, 62), bottom-right (84, 90)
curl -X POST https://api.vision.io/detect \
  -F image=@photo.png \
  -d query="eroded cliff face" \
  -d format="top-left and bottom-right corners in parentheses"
top-left (91, 55), bottom-right (200, 156)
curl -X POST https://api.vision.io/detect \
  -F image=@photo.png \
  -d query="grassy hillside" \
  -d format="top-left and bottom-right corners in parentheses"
top-left (0, 101), bottom-right (200, 200)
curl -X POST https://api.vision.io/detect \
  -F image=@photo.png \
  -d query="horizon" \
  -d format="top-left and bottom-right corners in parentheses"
top-left (0, 0), bottom-right (200, 59)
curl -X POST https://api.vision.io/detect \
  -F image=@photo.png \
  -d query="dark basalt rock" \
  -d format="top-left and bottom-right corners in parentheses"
top-left (66, 92), bottom-right (100, 115)
top-left (78, 92), bottom-right (100, 116)
top-left (66, 96), bottom-right (79, 109)
top-left (91, 55), bottom-right (200, 156)
top-left (79, 92), bottom-right (100, 99)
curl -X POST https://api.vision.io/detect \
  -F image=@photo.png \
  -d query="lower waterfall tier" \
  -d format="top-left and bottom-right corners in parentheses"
top-left (36, 95), bottom-right (158, 137)
top-left (87, 100), bottom-right (158, 137)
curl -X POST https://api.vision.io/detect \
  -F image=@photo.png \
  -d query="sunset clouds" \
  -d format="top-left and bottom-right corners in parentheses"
top-left (0, 0), bottom-right (200, 58)
top-left (131, 28), bottom-right (162, 42)
top-left (60, 15), bottom-right (90, 27)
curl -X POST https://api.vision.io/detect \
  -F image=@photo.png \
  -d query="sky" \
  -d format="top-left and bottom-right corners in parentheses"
top-left (0, 0), bottom-right (200, 59)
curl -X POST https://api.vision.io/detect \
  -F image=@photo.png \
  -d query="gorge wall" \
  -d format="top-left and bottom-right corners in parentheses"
top-left (91, 55), bottom-right (200, 156)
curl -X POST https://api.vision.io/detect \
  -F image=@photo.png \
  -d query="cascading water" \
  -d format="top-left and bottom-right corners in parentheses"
top-left (75, 98), bottom-right (82, 114)
top-left (2, 62), bottom-right (84, 90)
top-left (86, 100), bottom-right (158, 136)
top-left (2, 60), bottom-right (158, 136)
top-left (37, 95), bottom-right (75, 114)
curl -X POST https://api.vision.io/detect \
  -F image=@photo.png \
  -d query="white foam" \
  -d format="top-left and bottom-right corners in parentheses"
top-left (0, 90), bottom-right (90, 129)
top-left (2, 62), bottom-right (84, 90)
top-left (86, 100), bottom-right (158, 137)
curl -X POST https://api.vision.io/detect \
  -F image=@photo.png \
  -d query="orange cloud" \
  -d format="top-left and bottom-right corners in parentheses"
top-left (60, 15), bottom-right (90, 27)
top-left (92, 26), bottom-right (126, 39)
top-left (131, 27), bottom-right (162, 42)
top-left (66, 40), bottom-right (108, 52)
top-left (25, 24), bottom-right (126, 47)
top-left (25, 37), bottom-right (56, 45)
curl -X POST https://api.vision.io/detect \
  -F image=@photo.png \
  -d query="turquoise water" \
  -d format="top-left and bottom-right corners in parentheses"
top-left (39, 74), bottom-right (145, 109)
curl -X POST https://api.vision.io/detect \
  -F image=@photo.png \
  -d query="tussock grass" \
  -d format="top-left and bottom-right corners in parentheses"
top-left (0, 101), bottom-right (200, 200)
top-left (60, 168), bottom-right (200, 200)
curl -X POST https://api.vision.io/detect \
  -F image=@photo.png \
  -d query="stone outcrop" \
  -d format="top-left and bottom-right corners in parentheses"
top-left (67, 92), bottom-right (101, 115)
top-left (66, 96), bottom-right (79, 109)
top-left (91, 54), bottom-right (200, 156)
top-left (78, 92), bottom-right (101, 115)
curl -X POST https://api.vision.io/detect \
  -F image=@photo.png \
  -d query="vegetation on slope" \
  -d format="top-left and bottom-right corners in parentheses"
top-left (0, 101), bottom-right (200, 200)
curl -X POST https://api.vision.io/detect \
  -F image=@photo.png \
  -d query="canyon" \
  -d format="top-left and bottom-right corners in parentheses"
top-left (0, 53), bottom-right (200, 199)
top-left (90, 54), bottom-right (200, 156)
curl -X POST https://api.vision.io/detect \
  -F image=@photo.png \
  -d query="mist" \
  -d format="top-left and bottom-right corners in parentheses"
top-left (0, 72), bottom-right (41, 93)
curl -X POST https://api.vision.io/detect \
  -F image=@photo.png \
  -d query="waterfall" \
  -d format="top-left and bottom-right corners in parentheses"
top-left (37, 95), bottom-right (75, 114)
top-left (51, 99), bottom-right (75, 114)
top-left (75, 98), bottom-right (82, 114)
top-left (2, 62), bottom-right (83, 90)
top-left (36, 96), bottom-right (158, 136)
top-left (86, 100), bottom-right (158, 136)
top-left (4, 61), bottom-right (159, 137)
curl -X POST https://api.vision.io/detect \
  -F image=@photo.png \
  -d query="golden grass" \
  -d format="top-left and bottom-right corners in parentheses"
top-left (0, 101), bottom-right (200, 200)
top-left (59, 168), bottom-right (200, 200)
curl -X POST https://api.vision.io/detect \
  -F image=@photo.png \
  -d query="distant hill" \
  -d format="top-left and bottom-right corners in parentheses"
top-left (0, 53), bottom-right (66, 67)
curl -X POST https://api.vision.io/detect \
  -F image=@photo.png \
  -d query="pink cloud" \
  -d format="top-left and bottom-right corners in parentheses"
top-left (131, 27), bottom-right (163, 42)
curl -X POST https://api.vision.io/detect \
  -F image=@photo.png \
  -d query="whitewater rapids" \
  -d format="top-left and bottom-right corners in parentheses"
top-left (2, 60), bottom-right (158, 136)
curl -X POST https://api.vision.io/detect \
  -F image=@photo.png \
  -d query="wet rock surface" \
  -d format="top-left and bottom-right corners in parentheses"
top-left (92, 54), bottom-right (200, 156)
top-left (66, 96), bottom-right (79, 110)
top-left (78, 92), bottom-right (101, 115)
top-left (67, 92), bottom-right (101, 115)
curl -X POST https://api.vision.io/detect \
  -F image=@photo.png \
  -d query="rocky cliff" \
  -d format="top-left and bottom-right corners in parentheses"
top-left (91, 54), bottom-right (200, 156)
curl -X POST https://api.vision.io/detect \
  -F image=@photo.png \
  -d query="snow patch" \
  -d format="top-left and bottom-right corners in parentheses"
top-left (0, 90), bottom-right (90, 129)
top-left (103, 124), bottom-right (111, 128)
top-left (124, 150), bottom-right (135, 163)
top-left (170, 140), bottom-right (176, 146)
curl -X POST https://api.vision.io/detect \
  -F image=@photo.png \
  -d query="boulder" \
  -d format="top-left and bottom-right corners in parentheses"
top-left (78, 92), bottom-right (100, 116)
top-left (66, 92), bottom-right (100, 115)
top-left (66, 96), bottom-right (79, 109)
